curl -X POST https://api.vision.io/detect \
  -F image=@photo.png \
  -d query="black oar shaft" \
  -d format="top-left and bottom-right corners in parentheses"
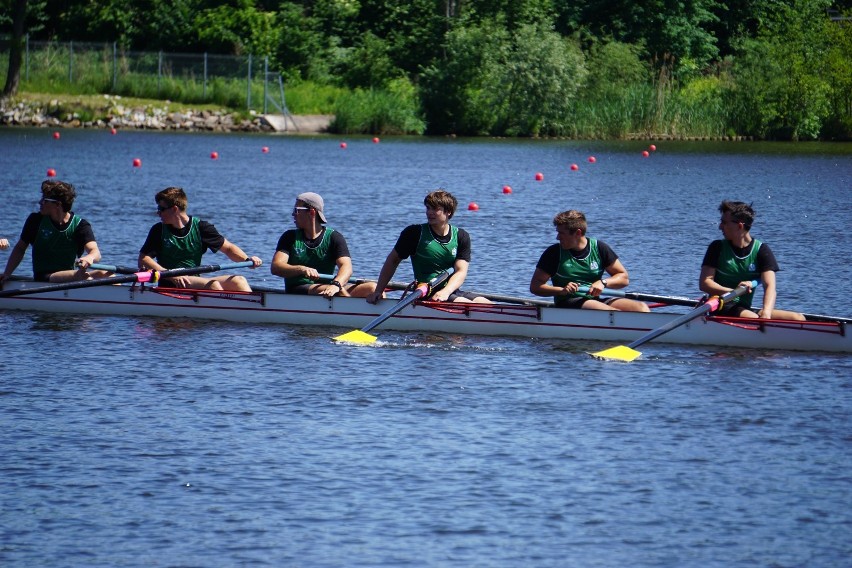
top-left (626, 283), bottom-right (753, 350)
top-left (0, 261), bottom-right (253, 298)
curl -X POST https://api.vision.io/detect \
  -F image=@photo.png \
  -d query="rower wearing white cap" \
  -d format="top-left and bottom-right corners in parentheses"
top-left (271, 192), bottom-right (377, 298)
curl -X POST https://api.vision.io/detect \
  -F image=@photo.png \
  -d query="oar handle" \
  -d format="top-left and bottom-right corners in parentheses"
top-left (88, 263), bottom-right (138, 274)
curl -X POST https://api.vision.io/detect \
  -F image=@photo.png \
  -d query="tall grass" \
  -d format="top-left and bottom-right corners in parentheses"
top-left (0, 43), bottom-right (342, 115)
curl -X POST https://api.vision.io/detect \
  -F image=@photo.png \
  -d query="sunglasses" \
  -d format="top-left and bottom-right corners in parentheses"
top-left (156, 204), bottom-right (172, 212)
top-left (292, 206), bottom-right (310, 215)
top-left (40, 197), bottom-right (61, 204)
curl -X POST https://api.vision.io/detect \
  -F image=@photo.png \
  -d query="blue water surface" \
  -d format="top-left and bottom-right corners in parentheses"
top-left (0, 129), bottom-right (850, 567)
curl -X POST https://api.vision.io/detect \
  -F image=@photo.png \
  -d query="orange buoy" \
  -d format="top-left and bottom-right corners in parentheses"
top-left (52, 132), bottom-right (60, 140)
top-left (210, 151), bottom-right (219, 160)
top-left (588, 156), bottom-right (596, 163)
top-left (340, 142), bottom-right (347, 149)
top-left (570, 164), bottom-right (579, 171)
top-left (642, 150), bottom-right (650, 157)
top-left (46, 168), bottom-right (57, 177)
top-left (502, 185), bottom-right (512, 194)
top-left (535, 172), bottom-right (544, 181)
top-left (262, 146), bottom-right (270, 153)
top-left (132, 158), bottom-right (142, 168)
top-left (468, 202), bottom-right (479, 211)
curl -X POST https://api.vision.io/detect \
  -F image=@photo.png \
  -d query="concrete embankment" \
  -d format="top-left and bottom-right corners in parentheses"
top-left (0, 96), bottom-right (333, 134)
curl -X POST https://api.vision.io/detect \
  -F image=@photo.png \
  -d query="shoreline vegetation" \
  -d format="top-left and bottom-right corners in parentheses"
top-left (2, 3), bottom-right (850, 141)
top-left (0, 92), bottom-right (764, 141)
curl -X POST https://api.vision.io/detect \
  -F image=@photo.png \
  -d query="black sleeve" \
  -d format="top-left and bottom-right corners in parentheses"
top-left (455, 228), bottom-right (472, 262)
top-left (139, 224), bottom-right (162, 257)
top-left (393, 225), bottom-right (421, 259)
top-left (535, 244), bottom-right (561, 276)
top-left (275, 230), bottom-right (296, 255)
top-left (701, 240), bottom-right (723, 267)
top-left (20, 213), bottom-right (41, 244)
top-left (329, 230), bottom-right (351, 259)
top-left (198, 220), bottom-right (226, 253)
top-left (74, 218), bottom-right (96, 256)
top-left (596, 240), bottom-right (619, 269)
top-left (756, 243), bottom-right (780, 272)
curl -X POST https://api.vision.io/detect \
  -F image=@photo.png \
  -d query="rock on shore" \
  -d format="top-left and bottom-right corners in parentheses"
top-left (0, 95), bottom-right (332, 134)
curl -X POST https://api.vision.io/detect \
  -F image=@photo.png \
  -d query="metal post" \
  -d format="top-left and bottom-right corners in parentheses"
top-left (247, 54), bottom-right (252, 110)
top-left (263, 57), bottom-right (268, 114)
top-left (158, 50), bottom-right (162, 96)
top-left (203, 52), bottom-right (208, 99)
top-left (112, 42), bottom-right (117, 90)
top-left (69, 41), bottom-right (74, 83)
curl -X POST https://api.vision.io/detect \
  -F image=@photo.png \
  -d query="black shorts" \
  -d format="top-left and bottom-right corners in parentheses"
top-left (554, 296), bottom-right (617, 309)
top-left (715, 302), bottom-right (753, 317)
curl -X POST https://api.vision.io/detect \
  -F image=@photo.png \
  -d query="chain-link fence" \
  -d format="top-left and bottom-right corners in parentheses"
top-left (0, 37), bottom-right (288, 114)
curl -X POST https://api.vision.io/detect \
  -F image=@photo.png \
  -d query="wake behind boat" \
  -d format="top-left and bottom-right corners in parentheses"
top-left (0, 279), bottom-right (848, 354)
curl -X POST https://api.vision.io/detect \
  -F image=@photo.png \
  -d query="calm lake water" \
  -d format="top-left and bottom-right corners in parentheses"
top-left (1, 128), bottom-right (850, 567)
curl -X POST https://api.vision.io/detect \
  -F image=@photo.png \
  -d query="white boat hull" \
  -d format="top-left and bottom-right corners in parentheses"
top-left (1, 282), bottom-right (849, 353)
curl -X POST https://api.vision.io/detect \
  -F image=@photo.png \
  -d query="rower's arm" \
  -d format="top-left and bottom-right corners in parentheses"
top-left (699, 264), bottom-right (730, 296)
top-left (530, 267), bottom-right (570, 297)
top-left (271, 250), bottom-right (314, 279)
top-left (220, 239), bottom-right (262, 267)
top-left (76, 241), bottom-right (102, 269)
top-left (366, 250), bottom-right (402, 304)
top-left (0, 240), bottom-right (28, 282)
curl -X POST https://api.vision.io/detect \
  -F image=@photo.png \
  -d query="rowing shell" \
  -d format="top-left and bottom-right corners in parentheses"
top-left (0, 280), bottom-right (848, 353)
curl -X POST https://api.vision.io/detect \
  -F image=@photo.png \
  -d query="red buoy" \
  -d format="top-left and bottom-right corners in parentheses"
top-left (649, 144), bottom-right (657, 151)
top-left (46, 168), bottom-right (57, 177)
top-left (340, 142), bottom-right (347, 149)
top-left (110, 128), bottom-right (117, 135)
top-left (52, 132), bottom-right (60, 140)
top-left (535, 172), bottom-right (544, 181)
top-left (588, 156), bottom-right (596, 163)
top-left (642, 150), bottom-right (650, 157)
top-left (261, 146), bottom-right (270, 153)
top-left (570, 164), bottom-right (579, 171)
top-left (468, 202), bottom-right (479, 211)
top-left (502, 185), bottom-right (512, 194)
top-left (132, 158), bottom-right (142, 168)
top-left (210, 151), bottom-right (219, 160)
top-left (372, 137), bottom-right (380, 144)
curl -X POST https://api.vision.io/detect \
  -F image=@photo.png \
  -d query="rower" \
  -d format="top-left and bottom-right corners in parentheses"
top-left (529, 209), bottom-right (649, 312)
top-left (699, 200), bottom-right (804, 321)
top-left (138, 186), bottom-right (262, 291)
top-left (271, 192), bottom-right (376, 298)
top-left (365, 189), bottom-right (490, 304)
top-left (0, 180), bottom-right (111, 284)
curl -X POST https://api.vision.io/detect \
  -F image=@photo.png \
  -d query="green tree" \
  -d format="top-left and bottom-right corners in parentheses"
top-left (2, 0), bottom-right (28, 97)
top-left (729, 0), bottom-right (834, 139)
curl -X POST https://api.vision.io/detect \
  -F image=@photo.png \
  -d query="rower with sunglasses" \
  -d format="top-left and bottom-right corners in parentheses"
top-left (0, 180), bottom-right (110, 284)
top-left (271, 192), bottom-right (377, 298)
top-left (138, 186), bottom-right (262, 291)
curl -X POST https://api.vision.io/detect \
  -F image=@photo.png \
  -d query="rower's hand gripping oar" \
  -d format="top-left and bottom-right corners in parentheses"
top-left (333, 271), bottom-right (451, 344)
top-left (590, 281), bottom-right (758, 362)
top-left (0, 261), bottom-right (254, 298)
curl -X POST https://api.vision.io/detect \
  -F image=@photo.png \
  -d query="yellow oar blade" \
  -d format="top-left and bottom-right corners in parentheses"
top-left (589, 345), bottom-right (642, 362)
top-left (333, 329), bottom-right (378, 344)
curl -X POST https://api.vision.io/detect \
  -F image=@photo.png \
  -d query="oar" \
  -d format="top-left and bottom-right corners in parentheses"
top-left (333, 271), bottom-right (450, 344)
top-left (579, 286), bottom-right (701, 307)
top-left (590, 281), bottom-right (758, 362)
top-left (88, 262), bottom-right (138, 274)
top-left (0, 261), bottom-right (254, 298)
